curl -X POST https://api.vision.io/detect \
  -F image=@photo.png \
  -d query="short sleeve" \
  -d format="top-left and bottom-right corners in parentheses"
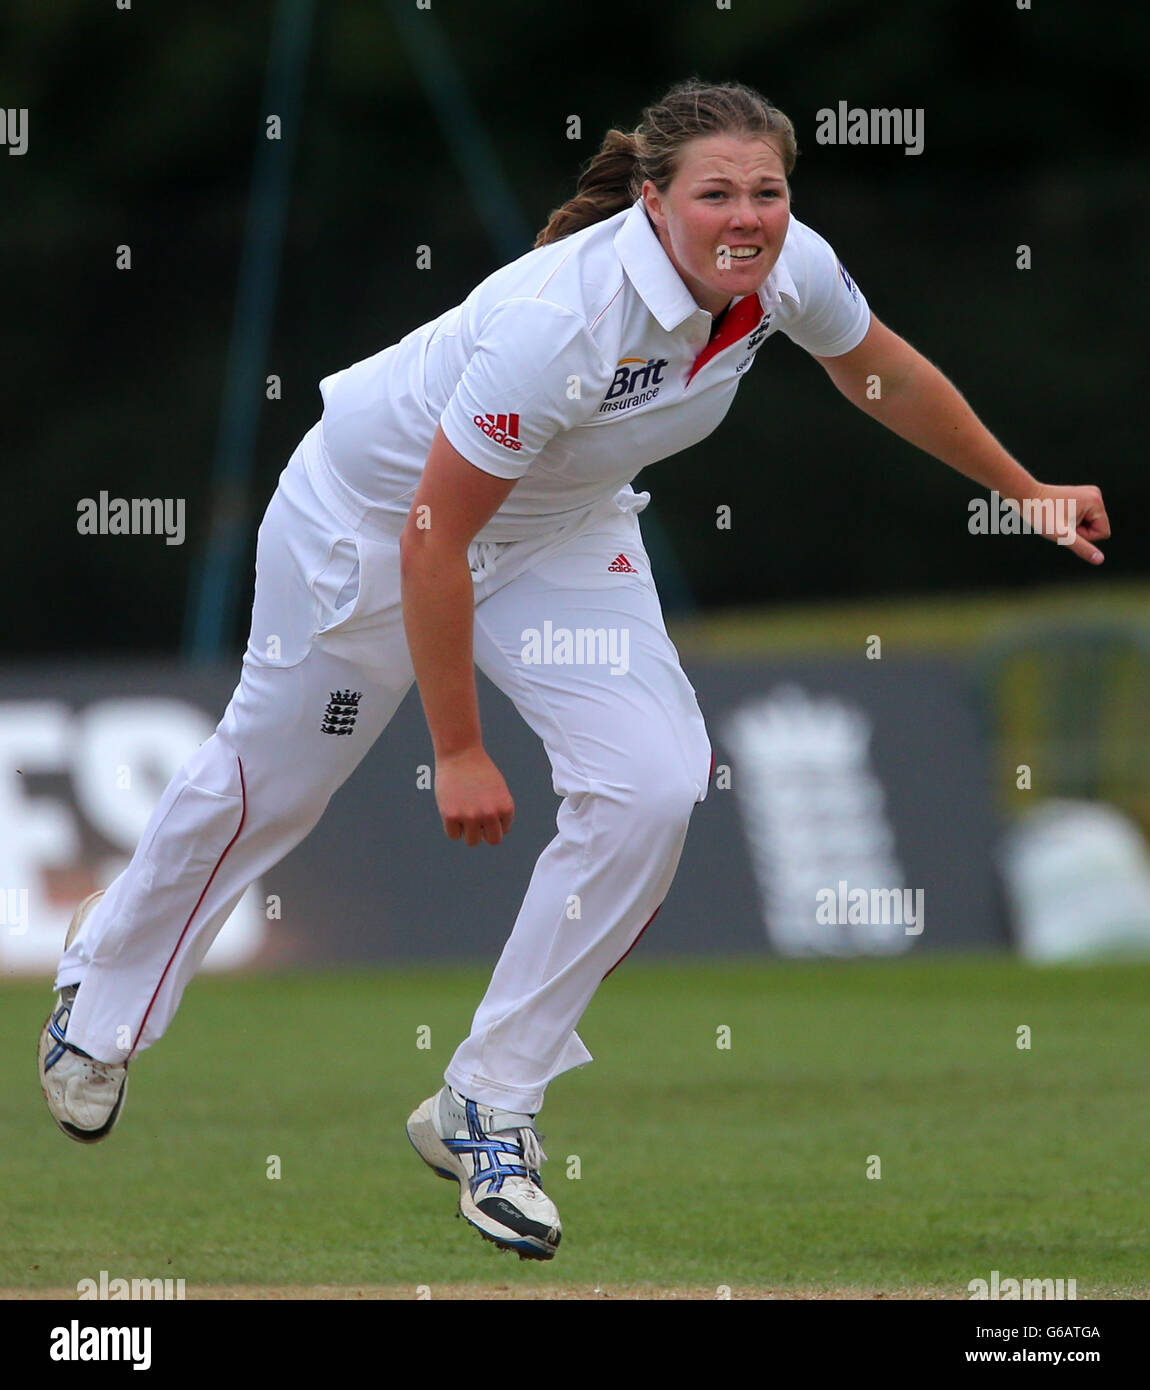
top-left (776, 222), bottom-right (871, 358)
top-left (439, 298), bottom-right (611, 479)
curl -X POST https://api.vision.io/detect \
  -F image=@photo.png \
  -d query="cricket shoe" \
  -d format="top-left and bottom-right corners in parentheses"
top-left (37, 891), bottom-right (129, 1144)
top-left (406, 1085), bottom-right (561, 1260)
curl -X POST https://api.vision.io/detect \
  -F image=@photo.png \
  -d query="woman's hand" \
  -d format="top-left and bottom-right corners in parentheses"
top-left (1021, 483), bottom-right (1110, 565)
top-left (434, 746), bottom-right (515, 846)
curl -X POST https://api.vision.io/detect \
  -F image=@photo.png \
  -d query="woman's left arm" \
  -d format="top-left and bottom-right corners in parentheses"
top-left (811, 315), bottom-right (1111, 565)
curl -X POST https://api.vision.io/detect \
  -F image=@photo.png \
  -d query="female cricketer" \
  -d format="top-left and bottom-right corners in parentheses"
top-left (39, 80), bottom-right (1109, 1261)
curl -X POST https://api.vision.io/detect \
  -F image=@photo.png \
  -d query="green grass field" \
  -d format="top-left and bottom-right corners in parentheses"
top-left (2, 958), bottom-right (1147, 1299)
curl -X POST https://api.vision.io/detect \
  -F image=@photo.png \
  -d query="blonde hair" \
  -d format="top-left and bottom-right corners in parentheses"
top-left (535, 79), bottom-right (797, 248)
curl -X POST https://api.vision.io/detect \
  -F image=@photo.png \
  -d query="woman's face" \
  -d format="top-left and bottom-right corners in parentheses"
top-left (642, 133), bottom-right (791, 318)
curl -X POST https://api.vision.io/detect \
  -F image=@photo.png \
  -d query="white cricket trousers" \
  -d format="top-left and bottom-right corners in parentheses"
top-left (56, 423), bottom-right (712, 1114)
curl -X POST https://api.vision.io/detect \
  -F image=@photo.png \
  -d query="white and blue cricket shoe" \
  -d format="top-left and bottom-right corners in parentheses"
top-left (406, 1085), bottom-right (561, 1260)
top-left (37, 891), bottom-right (129, 1144)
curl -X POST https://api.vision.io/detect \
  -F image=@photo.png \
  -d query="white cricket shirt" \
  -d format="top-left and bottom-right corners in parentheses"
top-left (309, 198), bottom-right (870, 542)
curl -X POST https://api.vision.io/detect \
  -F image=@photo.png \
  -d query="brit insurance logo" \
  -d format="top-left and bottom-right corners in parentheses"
top-left (598, 356), bottom-right (668, 414)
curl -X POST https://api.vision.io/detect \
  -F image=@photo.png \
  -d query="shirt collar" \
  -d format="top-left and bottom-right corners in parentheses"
top-left (763, 223), bottom-right (799, 314)
top-left (615, 197), bottom-right (800, 328)
top-left (614, 199), bottom-right (701, 331)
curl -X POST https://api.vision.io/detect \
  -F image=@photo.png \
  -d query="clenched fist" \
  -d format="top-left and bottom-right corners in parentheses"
top-left (434, 746), bottom-right (515, 846)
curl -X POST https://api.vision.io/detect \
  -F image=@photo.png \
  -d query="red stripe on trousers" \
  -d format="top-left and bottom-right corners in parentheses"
top-left (603, 903), bottom-right (662, 980)
top-left (128, 756), bottom-right (248, 1062)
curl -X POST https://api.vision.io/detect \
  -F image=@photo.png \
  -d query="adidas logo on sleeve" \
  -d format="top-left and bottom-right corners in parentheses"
top-left (472, 413), bottom-right (522, 451)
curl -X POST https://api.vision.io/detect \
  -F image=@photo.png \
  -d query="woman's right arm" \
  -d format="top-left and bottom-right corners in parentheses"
top-left (400, 425), bottom-right (519, 846)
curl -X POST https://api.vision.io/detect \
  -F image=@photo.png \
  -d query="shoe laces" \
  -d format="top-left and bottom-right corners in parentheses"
top-left (515, 1126), bottom-right (546, 1175)
top-left (487, 1123), bottom-right (546, 1175)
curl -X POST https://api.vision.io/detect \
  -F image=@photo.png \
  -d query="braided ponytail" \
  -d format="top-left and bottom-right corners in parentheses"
top-left (535, 80), bottom-right (798, 248)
